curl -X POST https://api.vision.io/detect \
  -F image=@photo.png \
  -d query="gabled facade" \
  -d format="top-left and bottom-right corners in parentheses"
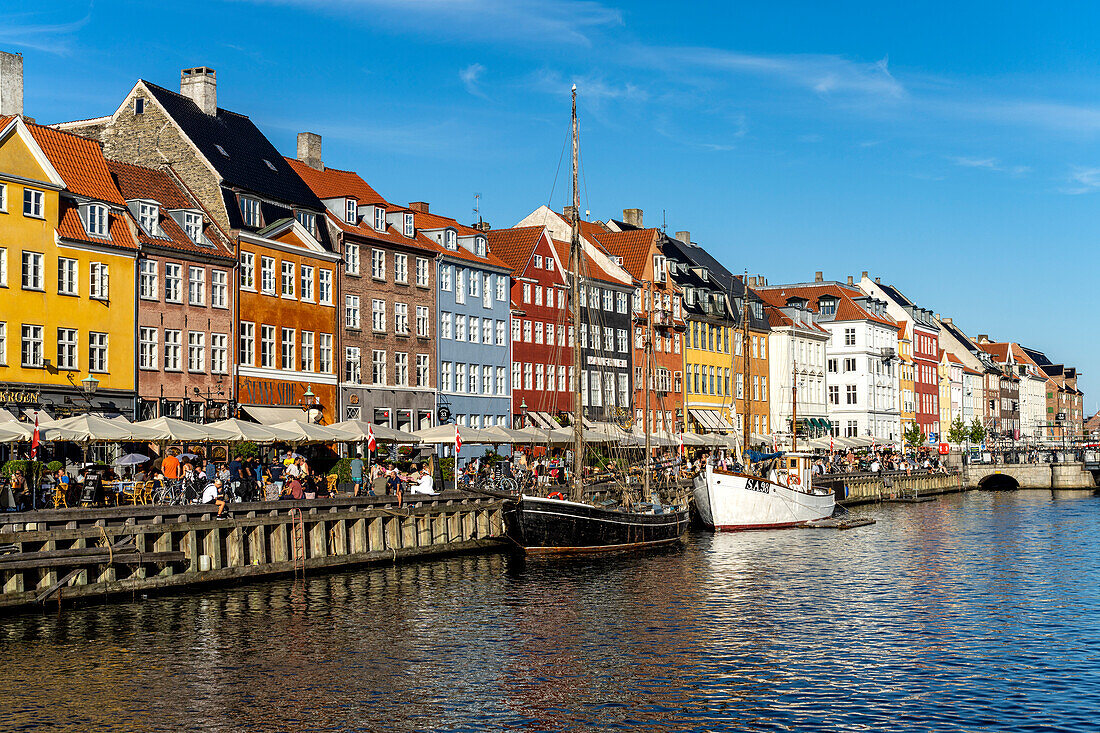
top-left (756, 279), bottom-right (900, 442)
top-left (107, 159), bottom-right (236, 421)
top-left (486, 226), bottom-right (572, 427)
top-left (60, 67), bottom-right (338, 423)
top-left (287, 139), bottom-right (438, 432)
top-left (0, 115), bottom-right (138, 418)
top-left (762, 302), bottom-right (830, 443)
top-left (414, 207), bottom-right (511, 450)
top-left (1021, 346), bottom-right (1083, 441)
top-left (897, 322), bottom-right (915, 431)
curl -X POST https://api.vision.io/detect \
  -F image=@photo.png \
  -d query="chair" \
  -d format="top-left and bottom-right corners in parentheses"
top-left (52, 483), bottom-right (68, 509)
top-left (141, 481), bottom-right (155, 505)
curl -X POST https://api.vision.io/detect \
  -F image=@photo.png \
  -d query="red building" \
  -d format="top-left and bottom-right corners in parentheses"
top-left (912, 321), bottom-right (941, 438)
top-left (486, 226), bottom-right (571, 427)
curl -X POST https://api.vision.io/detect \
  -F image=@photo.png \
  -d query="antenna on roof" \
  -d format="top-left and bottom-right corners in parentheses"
top-left (473, 192), bottom-right (482, 226)
top-left (662, 209), bottom-right (667, 233)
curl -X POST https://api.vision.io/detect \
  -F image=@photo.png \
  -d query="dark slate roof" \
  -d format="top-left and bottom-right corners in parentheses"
top-left (877, 281), bottom-right (911, 307)
top-left (142, 81), bottom-right (323, 211)
top-left (1021, 346), bottom-right (1053, 368)
top-left (660, 234), bottom-right (737, 292)
top-left (220, 189), bottom-right (333, 251)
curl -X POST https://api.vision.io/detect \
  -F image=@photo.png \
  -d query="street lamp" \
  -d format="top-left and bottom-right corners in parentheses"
top-left (519, 398), bottom-right (528, 429)
top-left (302, 385), bottom-right (323, 424)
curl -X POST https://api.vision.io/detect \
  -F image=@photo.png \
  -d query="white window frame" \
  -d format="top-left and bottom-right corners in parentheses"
top-left (85, 203), bottom-right (108, 237)
top-left (394, 253), bottom-right (408, 284)
top-left (57, 257), bottom-right (77, 295)
top-left (88, 331), bottom-right (108, 373)
top-left (188, 331), bottom-right (206, 372)
top-left (164, 329), bottom-right (182, 371)
top-left (21, 251), bottom-right (43, 291)
top-left (240, 252), bottom-right (255, 291)
top-left (140, 260), bottom-right (159, 300)
top-left (211, 269), bottom-right (228, 308)
top-left (23, 188), bottom-right (43, 219)
top-left (188, 266), bottom-right (205, 305)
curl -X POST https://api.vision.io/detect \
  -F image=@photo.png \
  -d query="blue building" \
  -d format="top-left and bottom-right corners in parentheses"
top-left (411, 207), bottom-right (512, 463)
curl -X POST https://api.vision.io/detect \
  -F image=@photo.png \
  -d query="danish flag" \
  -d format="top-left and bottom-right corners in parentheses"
top-left (454, 424), bottom-right (462, 455)
top-left (30, 415), bottom-right (39, 460)
top-left (366, 424), bottom-right (377, 453)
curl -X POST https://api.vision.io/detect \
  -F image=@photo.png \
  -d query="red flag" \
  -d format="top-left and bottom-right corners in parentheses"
top-left (678, 431), bottom-right (684, 457)
top-left (366, 424), bottom-right (377, 453)
top-left (454, 424), bottom-right (462, 455)
top-left (829, 437), bottom-right (834, 452)
top-left (30, 415), bottom-right (39, 460)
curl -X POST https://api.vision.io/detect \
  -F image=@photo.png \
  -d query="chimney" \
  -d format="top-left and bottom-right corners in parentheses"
top-left (474, 221), bottom-right (491, 232)
top-left (297, 132), bottom-right (323, 170)
top-left (943, 317), bottom-right (953, 325)
top-left (622, 208), bottom-right (643, 228)
top-left (408, 201), bottom-right (430, 213)
top-left (563, 205), bottom-right (577, 222)
top-left (875, 277), bottom-right (881, 284)
top-left (0, 51), bottom-right (23, 117)
top-left (977, 334), bottom-right (989, 343)
top-left (748, 276), bottom-right (757, 286)
top-left (180, 67), bottom-right (217, 116)
top-left (814, 271), bottom-right (823, 282)
top-left (861, 270), bottom-right (869, 280)
top-left (846, 276), bottom-right (853, 285)
top-left (675, 230), bottom-right (690, 244)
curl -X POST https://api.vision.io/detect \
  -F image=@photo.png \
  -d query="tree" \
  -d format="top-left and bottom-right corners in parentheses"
top-left (968, 417), bottom-right (986, 445)
top-left (903, 422), bottom-right (926, 450)
top-left (947, 416), bottom-right (968, 445)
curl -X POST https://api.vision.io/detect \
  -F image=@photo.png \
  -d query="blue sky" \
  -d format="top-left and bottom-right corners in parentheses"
top-left (5, 1), bottom-right (1098, 404)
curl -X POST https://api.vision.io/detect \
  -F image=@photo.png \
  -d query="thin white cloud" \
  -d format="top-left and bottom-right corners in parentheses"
top-left (460, 63), bottom-right (487, 99)
top-left (1062, 167), bottom-right (1100, 194)
top-left (946, 156), bottom-right (1030, 177)
top-left (0, 9), bottom-right (91, 54)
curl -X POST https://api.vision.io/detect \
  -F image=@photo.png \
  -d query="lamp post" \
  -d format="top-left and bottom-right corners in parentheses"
top-left (80, 373), bottom-right (99, 414)
top-left (519, 398), bottom-right (528, 429)
top-left (302, 385), bottom-right (322, 424)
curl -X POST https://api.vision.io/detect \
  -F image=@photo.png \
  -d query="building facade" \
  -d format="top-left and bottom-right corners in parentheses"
top-left (763, 301), bottom-right (830, 443)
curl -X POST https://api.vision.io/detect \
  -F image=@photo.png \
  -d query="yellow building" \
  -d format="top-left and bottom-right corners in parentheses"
top-left (684, 318), bottom-right (740, 433)
top-left (0, 116), bottom-right (138, 418)
top-left (897, 322), bottom-right (915, 433)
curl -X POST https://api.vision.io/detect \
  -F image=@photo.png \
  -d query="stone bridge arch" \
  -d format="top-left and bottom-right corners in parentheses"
top-left (977, 473), bottom-right (1020, 491)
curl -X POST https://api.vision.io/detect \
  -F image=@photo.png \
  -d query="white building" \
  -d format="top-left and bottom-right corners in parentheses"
top-left (756, 279), bottom-right (900, 442)
top-left (763, 302), bottom-right (830, 445)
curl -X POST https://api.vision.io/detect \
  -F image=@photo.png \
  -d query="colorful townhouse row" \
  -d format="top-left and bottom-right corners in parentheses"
top-left (0, 54), bottom-right (1084, 448)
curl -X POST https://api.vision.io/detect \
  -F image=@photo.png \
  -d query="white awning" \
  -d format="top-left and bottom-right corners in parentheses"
top-left (529, 411), bottom-right (559, 430)
top-left (713, 413), bottom-right (736, 431)
top-left (690, 408), bottom-right (724, 431)
top-left (241, 405), bottom-right (308, 426)
top-left (23, 408), bottom-right (55, 424)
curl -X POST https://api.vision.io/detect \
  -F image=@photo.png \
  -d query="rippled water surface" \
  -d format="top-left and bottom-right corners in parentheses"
top-left (2, 490), bottom-right (1100, 732)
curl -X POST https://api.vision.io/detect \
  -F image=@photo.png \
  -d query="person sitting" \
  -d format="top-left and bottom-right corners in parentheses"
top-left (280, 475), bottom-right (305, 501)
top-left (409, 464), bottom-right (436, 495)
top-left (202, 478), bottom-right (228, 519)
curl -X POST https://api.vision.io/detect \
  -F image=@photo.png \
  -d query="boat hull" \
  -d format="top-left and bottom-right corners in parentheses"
top-left (693, 466), bottom-right (835, 531)
top-left (503, 495), bottom-right (690, 553)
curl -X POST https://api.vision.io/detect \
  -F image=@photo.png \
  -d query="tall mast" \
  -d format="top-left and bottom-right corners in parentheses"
top-left (791, 353), bottom-right (798, 454)
top-left (742, 276), bottom-right (752, 454)
top-left (644, 282), bottom-right (653, 500)
top-left (569, 84), bottom-right (585, 503)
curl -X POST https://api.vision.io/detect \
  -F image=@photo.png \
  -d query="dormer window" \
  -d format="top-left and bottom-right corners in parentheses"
top-left (345, 198), bottom-right (357, 224)
top-left (373, 206), bottom-right (386, 232)
top-left (818, 296), bottom-right (837, 316)
top-left (183, 211), bottom-right (203, 242)
top-left (138, 202), bottom-right (160, 235)
top-left (444, 229), bottom-right (457, 250)
top-left (403, 213), bottom-right (414, 238)
top-left (240, 196), bottom-right (261, 228)
top-left (475, 236), bottom-right (487, 257)
top-left (653, 254), bottom-right (667, 283)
top-left (84, 203), bottom-right (108, 237)
top-left (295, 210), bottom-right (315, 237)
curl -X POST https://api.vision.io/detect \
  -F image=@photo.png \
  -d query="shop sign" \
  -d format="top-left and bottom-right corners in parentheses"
top-left (0, 388), bottom-right (40, 404)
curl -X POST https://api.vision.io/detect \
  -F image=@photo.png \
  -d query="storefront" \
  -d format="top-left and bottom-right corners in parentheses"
top-left (0, 383), bottom-right (137, 420)
top-left (339, 386), bottom-right (434, 432)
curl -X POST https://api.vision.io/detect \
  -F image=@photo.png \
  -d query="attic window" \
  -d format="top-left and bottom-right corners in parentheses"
top-left (134, 98), bottom-right (145, 114)
top-left (295, 211), bottom-right (316, 236)
top-left (240, 196), bottom-right (261, 228)
top-left (345, 198), bottom-right (357, 224)
top-left (263, 159), bottom-right (277, 172)
top-left (403, 213), bottom-right (414, 238)
top-left (614, 256), bottom-right (624, 266)
top-left (818, 297), bottom-right (837, 316)
top-left (138, 202), bottom-right (160, 235)
top-left (84, 203), bottom-right (108, 237)
top-left (373, 206), bottom-right (386, 232)
top-left (475, 236), bottom-right (487, 257)
top-left (444, 230), bottom-right (457, 250)
top-left (183, 212), bottom-right (203, 243)
top-left (215, 144), bottom-right (229, 158)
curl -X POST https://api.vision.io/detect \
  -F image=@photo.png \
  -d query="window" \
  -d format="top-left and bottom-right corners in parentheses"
top-left (206, 268), bottom-right (227, 308)
top-left (535, 364), bottom-right (544, 391)
top-left (371, 299), bottom-right (385, 331)
top-left (345, 347), bottom-right (361, 383)
top-left (444, 229), bottom-right (457, 251)
top-left (368, 248), bottom-right (384, 280)
top-left (56, 328), bottom-right (77, 370)
top-left (416, 354), bottom-right (430, 387)
top-left (188, 266), bottom-right (206, 305)
top-left (455, 269), bottom-right (467, 303)
top-left (319, 270), bottom-right (332, 304)
top-left (618, 373), bottom-right (629, 405)
top-left (280, 328), bottom-right (295, 370)
top-left (345, 295), bottom-right (361, 329)
top-left (494, 366), bottom-right (506, 395)
top-left (0, 247), bottom-right (6, 286)
top-left (21, 252), bottom-right (43, 290)
top-left (456, 364), bottom-right (468, 393)
top-left (844, 327), bottom-right (856, 346)
top-left (496, 275), bottom-right (507, 301)
top-left (374, 206), bottom-right (386, 231)
top-left (603, 289), bottom-right (613, 311)
top-left (456, 316), bottom-right (467, 341)
top-left (416, 306), bottom-right (430, 337)
top-left (260, 326), bottom-right (276, 368)
top-left (89, 263), bottom-right (109, 300)
top-left (469, 270), bottom-right (480, 298)
top-left (344, 242), bottom-right (360, 276)
top-left (184, 212), bottom-right (203, 243)
top-left (616, 292), bottom-right (627, 313)
top-left (139, 327), bottom-right (158, 370)
top-left (88, 332), bottom-right (108, 372)
top-left (534, 322), bottom-right (543, 344)
top-left (299, 331), bottom-right (314, 372)
top-left (512, 317), bottom-right (521, 341)
top-left (496, 320), bottom-right (506, 346)
top-left (827, 358), bottom-right (838, 373)
top-left (23, 188), bottom-right (43, 218)
top-left (394, 253), bottom-right (408, 283)
top-left (523, 320), bottom-right (531, 342)
top-left (240, 197), bottom-right (261, 227)
top-left (260, 257), bottom-right (276, 294)
top-left (522, 283), bottom-right (531, 304)
top-left (240, 252), bottom-right (255, 290)
top-left (524, 363), bottom-right (533, 390)
top-left (483, 274), bottom-right (492, 308)
top-left (210, 333), bottom-right (227, 374)
top-left (395, 302), bottom-right (409, 335)
top-left (319, 334), bottom-right (333, 373)
top-left (372, 350), bottom-right (387, 385)
top-left (85, 204), bottom-right (108, 237)
top-left (280, 261), bottom-right (295, 298)
top-left (0, 184), bottom-right (4, 212)
top-left (403, 213), bottom-right (414, 238)
top-left (444, 362), bottom-right (454, 392)
top-left (617, 329), bottom-right (628, 353)
top-left (604, 327), bottom-right (614, 351)
top-left (395, 352), bottom-right (409, 386)
top-left (534, 286), bottom-right (542, 306)
top-left (164, 330), bottom-right (182, 370)
top-left (533, 255), bottom-right (543, 269)
top-left (468, 316), bottom-right (479, 343)
top-left (57, 258), bottom-right (77, 295)
top-left (844, 358), bottom-right (856, 372)
top-left (846, 421), bottom-right (858, 438)
top-left (185, 331), bottom-right (205, 372)
top-left (416, 257), bottom-right (430, 286)
top-left (345, 198), bottom-right (357, 224)
top-left (294, 210), bottom-right (315, 237)
top-left (21, 325), bottom-right (43, 367)
top-left (827, 386), bottom-right (839, 404)
top-left (441, 312), bottom-right (453, 339)
top-left (512, 362), bottom-right (521, 390)
top-left (440, 265), bottom-right (452, 291)
top-left (846, 385), bottom-right (857, 404)
top-left (296, 265), bottom-right (313, 303)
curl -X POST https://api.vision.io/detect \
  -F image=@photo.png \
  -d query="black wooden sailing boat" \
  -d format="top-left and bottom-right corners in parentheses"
top-left (503, 86), bottom-right (690, 553)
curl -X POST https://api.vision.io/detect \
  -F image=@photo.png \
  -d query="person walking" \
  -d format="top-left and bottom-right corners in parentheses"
top-left (350, 451), bottom-right (365, 496)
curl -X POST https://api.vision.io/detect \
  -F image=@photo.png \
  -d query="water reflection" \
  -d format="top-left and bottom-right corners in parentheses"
top-left (1, 491), bottom-right (1099, 731)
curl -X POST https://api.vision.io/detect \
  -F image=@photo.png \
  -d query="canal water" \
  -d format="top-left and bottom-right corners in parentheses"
top-left (1, 490), bottom-right (1098, 732)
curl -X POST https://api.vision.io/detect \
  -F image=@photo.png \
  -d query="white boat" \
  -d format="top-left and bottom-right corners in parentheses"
top-left (693, 453), bottom-right (835, 530)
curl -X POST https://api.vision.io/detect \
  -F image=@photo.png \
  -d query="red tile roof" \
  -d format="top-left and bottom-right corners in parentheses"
top-left (56, 199), bottom-right (137, 250)
top-left (24, 121), bottom-right (126, 206)
top-left (411, 210), bottom-right (510, 269)
top-left (755, 283), bottom-right (897, 328)
top-left (588, 228), bottom-right (659, 280)
top-left (764, 305), bottom-right (828, 332)
top-left (550, 238), bottom-right (620, 286)
top-left (486, 226), bottom-right (544, 274)
top-left (285, 158), bottom-right (387, 206)
top-left (977, 342), bottom-right (1010, 361)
